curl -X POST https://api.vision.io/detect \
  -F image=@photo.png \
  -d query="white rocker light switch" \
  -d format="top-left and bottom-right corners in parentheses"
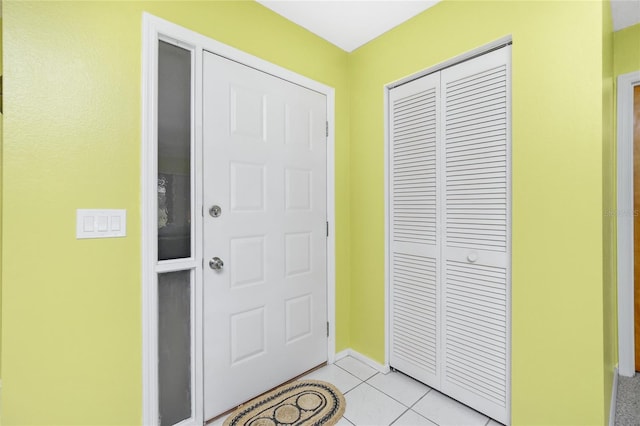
top-left (76, 209), bottom-right (127, 239)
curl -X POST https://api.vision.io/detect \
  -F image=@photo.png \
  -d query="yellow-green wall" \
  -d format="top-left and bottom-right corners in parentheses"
top-left (614, 23), bottom-right (640, 77)
top-left (348, 1), bottom-right (610, 424)
top-left (602, 0), bottom-right (616, 420)
top-left (2, 1), bottom-right (348, 424)
top-left (3, 0), bottom-right (622, 424)
top-left (0, 16), bottom-right (4, 379)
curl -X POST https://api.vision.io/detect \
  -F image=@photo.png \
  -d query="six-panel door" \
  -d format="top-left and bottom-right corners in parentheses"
top-left (202, 51), bottom-right (328, 420)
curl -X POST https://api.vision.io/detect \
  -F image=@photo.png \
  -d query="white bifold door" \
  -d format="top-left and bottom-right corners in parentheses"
top-left (389, 46), bottom-right (511, 424)
top-left (202, 51), bottom-right (328, 421)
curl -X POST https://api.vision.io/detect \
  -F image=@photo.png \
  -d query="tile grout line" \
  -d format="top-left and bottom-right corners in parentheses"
top-left (336, 362), bottom-right (411, 426)
top-left (315, 358), bottom-right (370, 396)
top-left (343, 380), bottom-right (413, 426)
top-left (342, 379), bottom-right (365, 396)
top-left (407, 389), bottom-right (441, 426)
top-left (334, 359), bottom-right (379, 390)
top-left (335, 360), bottom-right (493, 426)
top-left (387, 406), bottom-right (411, 426)
top-left (364, 373), bottom-right (433, 415)
top-left (335, 358), bottom-right (379, 381)
top-left (387, 371), bottom-right (495, 426)
top-left (340, 361), bottom-right (439, 425)
top-left (335, 360), bottom-right (499, 426)
top-left (341, 414), bottom-right (355, 425)
top-left (363, 372), bottom-right (439, 426)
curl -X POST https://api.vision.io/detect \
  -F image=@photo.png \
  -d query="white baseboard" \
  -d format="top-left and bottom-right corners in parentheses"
top-left (334, 349), bottom-right (350, 361)
top-left (610, 367), bottom-right (618, 426)
top-left (333, 348), bottom-right (390, 374)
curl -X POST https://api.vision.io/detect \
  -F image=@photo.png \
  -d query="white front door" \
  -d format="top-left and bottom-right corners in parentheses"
top-left (202, 51), bottom-right (328, 420)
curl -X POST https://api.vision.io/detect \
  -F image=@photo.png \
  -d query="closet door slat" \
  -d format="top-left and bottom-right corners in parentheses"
top-left (441, 47), bottom-right (511, 425)
top-left (389, 72), bottom-right (441, 387)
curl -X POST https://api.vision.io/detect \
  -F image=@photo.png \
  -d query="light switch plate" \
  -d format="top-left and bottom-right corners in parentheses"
top-left (77, 209), bottom-right (126, 239)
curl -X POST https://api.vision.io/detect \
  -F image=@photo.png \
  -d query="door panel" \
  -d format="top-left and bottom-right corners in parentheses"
top-left (202, 51), bottom-right (327, 420)
top-left (441, 47), bottom-right (510, 425)
top-left (389, 72), bottom-right (442, 388)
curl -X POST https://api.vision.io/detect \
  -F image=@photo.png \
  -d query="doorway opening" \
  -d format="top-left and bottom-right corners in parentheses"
top-left (617, 71), bottom-right (640, 377)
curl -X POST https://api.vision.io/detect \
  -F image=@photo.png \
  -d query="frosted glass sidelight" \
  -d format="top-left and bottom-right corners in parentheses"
top-left (158, 270), bottom-right (192, 425)
top-left (158, 41), bottom-right (192, 260)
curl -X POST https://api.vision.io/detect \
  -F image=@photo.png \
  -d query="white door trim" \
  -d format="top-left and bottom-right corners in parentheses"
top-left (617, 70), bottom-right (640, 378)
top-left (142, 13), bottom-right (337, 426)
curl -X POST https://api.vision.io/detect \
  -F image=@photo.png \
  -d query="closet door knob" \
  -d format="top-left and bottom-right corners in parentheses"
top-left (467, 252), bottom-right (478, 263)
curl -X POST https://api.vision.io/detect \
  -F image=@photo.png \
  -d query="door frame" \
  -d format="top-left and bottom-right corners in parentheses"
top-left (617, 70), bottom-right (640, 377)
top-left (141, 13), bottom-right (337, 426)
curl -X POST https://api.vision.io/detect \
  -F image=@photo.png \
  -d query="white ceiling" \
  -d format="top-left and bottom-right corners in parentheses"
top-left (256, 0), bottom-right (440, 52)
top-left (612, 0), bottom-right (640, 31)
top-left (257, 0), bottom-right (640, 53)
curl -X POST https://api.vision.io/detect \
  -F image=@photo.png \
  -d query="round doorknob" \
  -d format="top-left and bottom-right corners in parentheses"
top-left (209, 205), bottom-right (222, 218)
top-left (209, 257), bottom-right (224, 270)
top-left (467, 252), bottom-right (478, 263)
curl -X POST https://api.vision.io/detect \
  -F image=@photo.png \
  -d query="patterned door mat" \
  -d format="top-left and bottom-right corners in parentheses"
top-left (223, 380), bottom-right (346, 426)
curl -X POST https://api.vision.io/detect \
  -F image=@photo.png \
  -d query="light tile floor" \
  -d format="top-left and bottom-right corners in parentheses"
top-left (302, 356), bottom-right (505, 426)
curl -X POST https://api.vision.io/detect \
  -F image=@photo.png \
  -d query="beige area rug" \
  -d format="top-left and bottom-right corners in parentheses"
top-left (223, 380), bottom-right (346, 426)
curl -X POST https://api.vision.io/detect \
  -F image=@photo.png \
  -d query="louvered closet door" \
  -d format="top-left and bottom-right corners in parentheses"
top-left (440, 47), bottom-right (510, 424)
top-left (389, 72), bottom-right (441, 387)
